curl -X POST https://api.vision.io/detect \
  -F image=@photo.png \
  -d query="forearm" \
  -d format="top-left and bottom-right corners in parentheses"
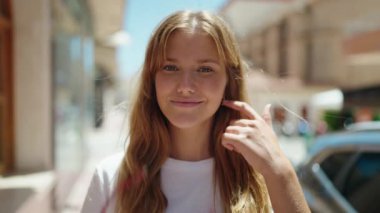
top-left (264, 161), bottom-right (310, 213)
top-left (220, 101), bottom-right (310, 212)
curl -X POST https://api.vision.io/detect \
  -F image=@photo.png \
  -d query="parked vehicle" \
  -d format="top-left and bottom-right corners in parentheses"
top-left (297, 122), bottom-right (380, 213)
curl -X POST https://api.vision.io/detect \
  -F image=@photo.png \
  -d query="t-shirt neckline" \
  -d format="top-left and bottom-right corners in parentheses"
top-left (161, 157), bottom-right (214, 172)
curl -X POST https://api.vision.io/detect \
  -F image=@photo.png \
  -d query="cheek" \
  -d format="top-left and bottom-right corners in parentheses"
top-left (155, 76), bottom-right (163, 103)
top-left (155, 74), bottom-right (167, 93)
top-left (155, 74), bottom-right (172, 105)
top-left (206, 77), bottom-right (227, 98)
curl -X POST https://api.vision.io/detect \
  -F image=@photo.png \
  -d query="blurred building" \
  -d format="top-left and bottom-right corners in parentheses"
top-left (221, 0), bottom-right (380, 132)
top-left (0, 0), bottom-right (126, 211)
top-left (0, 0), bottom-right (13, 176)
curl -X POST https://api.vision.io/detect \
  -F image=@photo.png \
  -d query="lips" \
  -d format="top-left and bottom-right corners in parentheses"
top-left (170, 99), bottom-right (204, 107)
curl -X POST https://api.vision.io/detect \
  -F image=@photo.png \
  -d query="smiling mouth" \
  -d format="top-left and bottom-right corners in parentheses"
top-left (170, 100), bottom-right (203, 107)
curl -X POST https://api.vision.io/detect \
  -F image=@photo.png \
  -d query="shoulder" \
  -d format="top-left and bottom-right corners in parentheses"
top-left (81, 152), bottom-right (125, 212)
top-left (95, 152), bottom-right (125, 184)
top-left (97, 152), bottom-right (125, 173)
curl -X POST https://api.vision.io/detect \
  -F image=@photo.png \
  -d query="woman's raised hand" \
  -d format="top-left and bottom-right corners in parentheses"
top-left (222, 100), bottom-right (310, 212)
top-left (221, 100), bottom-right (292, 178)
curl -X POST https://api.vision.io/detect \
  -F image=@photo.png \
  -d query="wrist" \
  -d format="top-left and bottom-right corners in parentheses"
top-left (261, 158), bottom-right (310, 213)
top-left (262, 157), bottom-right (295, 181)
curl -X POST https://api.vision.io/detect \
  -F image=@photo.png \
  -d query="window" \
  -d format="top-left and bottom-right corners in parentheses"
top-left (344, 153), bottom-right (380, 213)
top-left (320, 152), bottom-right (354, 183)
top-left (320, 151), bottom-right (380, 212)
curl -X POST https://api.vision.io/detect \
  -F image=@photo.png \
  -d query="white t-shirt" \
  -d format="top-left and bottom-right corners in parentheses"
top-left (81, 152), bottom-right (223, 213)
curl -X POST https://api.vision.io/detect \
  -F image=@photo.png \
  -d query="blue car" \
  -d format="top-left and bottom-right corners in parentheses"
top-left (297, 122), bottom-right (380, 213)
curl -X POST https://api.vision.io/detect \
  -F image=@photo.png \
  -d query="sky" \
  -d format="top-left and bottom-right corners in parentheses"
top-left (117, 0), bottom-right (227, 78)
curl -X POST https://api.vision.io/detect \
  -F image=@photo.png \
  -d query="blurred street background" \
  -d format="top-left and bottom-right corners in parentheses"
top-left (0, 0), bottom-right (379, 212)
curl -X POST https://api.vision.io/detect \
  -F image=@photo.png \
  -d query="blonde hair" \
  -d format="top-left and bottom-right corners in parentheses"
top-left (115, 11), bottom-right (270, 213)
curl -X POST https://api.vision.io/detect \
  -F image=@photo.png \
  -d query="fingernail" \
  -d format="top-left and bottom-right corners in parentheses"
top-left (222, 141), bottom-right (234, 151)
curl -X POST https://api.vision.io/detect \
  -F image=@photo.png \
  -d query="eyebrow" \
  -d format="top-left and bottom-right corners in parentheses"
top-left (165, 57), bottom-right (221, 65)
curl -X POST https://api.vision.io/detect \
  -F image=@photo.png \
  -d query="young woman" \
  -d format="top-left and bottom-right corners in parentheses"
top-left (82, 11), bottom-right (310, 213)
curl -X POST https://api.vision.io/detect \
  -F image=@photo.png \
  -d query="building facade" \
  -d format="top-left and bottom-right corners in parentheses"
top-left (221, 0), bottom-right (380, 132)
top-left (1, 0), bottom-right (126, 211)
top-left (0, 0), bottom-right (13, 174)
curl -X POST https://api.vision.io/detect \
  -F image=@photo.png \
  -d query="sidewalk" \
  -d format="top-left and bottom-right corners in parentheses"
top-left (0, 171), bottom-right (55, 213)
top-left (0, 109), bottom-right (127, 213)
top-left (62, 110), bottom-right (127, 212)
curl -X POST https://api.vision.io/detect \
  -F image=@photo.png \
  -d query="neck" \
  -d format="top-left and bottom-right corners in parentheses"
top-left (169, 121), bottom-right (212, 161)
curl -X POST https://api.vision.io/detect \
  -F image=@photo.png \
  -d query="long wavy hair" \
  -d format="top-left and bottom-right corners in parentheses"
top-left (115, 11), bottom-right (270, 213)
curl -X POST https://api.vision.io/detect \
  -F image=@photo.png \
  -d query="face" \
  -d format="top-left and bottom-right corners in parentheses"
top-left (155, 30), bottom-right (227, 130)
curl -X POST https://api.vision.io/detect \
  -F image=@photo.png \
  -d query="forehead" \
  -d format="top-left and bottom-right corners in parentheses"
top-left (165, 30), bottom-right (220, 61)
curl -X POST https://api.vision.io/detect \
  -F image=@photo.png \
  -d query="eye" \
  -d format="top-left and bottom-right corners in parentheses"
top-left (198, 66), bottom-right (214, 73)
top-left (162, 65), bottom-right (179, 72)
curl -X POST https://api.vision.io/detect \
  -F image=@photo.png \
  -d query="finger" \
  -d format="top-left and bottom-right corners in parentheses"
top-left (225, 126), bottom-right (252, 135)
top-left (223, 132), bottom-right (246, 141)
top-left (221, 140), bottom-right (235, 151)
top-left (223, 100), bottom-right (263, 121)
top-left (230, 119), bottom-right (260, 127)
top-left (222, 133), bottom-right (254, 156)
top-left (221, 135), bottom-right (240, 153)
top-left (225, 126), bottom-right (239, 134)
top-left (222, 132), bottom-right (248, 152)
top-left (262, 104), bottom-right (272, 127)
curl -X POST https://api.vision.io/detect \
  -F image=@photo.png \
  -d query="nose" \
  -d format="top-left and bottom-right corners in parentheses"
top-left (177, 71), bottom-right (195, 95)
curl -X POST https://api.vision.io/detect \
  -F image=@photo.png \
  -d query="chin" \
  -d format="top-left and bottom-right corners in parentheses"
top-left (167, 116), bottom-right (212, 130)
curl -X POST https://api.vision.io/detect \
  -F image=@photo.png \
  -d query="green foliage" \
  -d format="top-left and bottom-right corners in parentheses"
top-left (373, 112), bottom-right (380, 121)
top-left (323, 110), bottom-right (353, 131)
